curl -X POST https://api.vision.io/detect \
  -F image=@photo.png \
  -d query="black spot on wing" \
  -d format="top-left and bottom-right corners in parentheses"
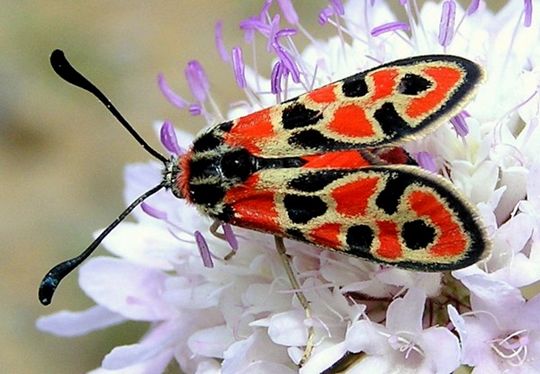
top-left (218, 120), bottom-right (233, 132)
top-left (284, 195), bottom-right (327, 224)
top-left (286, 228), bottom-right (305, 241)
top-left (398, 73), bottom-right (433, 95)
top-left (373, 102), bottom-right (409, 140)
top-left (402, 219), bottom-right (436, 250)
top-left (288, 170), bottom-right (351, 192)
top-left (288, 129), bottom-right (349, 150)
top-left (282, 102), bottom-right (324, 130)
top-left (346, 225), bottom-right (374, 254)
top-left (342, 75), bottom-right (368, 97)
top-left (375, 171), bottom-right (411, 215)
top-left (192, 132), bottom-right (222, 152)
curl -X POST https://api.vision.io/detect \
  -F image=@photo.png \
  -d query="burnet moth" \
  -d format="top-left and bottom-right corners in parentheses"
top-left (39, 50), bottom-right (490, 309)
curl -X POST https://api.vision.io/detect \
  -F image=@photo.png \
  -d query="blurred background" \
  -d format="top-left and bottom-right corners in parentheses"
top-left (1, 1), bottom-right (507, 373)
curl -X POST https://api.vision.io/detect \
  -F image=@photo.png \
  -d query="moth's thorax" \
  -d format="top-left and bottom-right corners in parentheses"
top-left (177, 128), bottom-right (255, 220)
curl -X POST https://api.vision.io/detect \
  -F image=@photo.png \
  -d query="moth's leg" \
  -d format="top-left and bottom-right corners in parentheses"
top-left (210, 220), bottom-right (226, 240)
top-left (210, 220), bottom-right (237, 261)
top-left (274, 236), bottom-right (314, 366)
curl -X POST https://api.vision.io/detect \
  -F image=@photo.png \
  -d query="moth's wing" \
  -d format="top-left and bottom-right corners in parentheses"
top-left (223, 165), bottom-right (490, 271)
top-left (216, 55), bottom-right (483, 157)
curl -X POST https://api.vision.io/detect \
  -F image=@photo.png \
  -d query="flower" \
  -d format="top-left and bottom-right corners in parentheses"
top-left (448, 275), bottom-right (540, 372)
top-left (37, 1), bottom-right (540, 373)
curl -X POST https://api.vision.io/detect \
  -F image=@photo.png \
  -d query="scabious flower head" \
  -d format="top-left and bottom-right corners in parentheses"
top-left (38, 1), bottom-right (540, 373)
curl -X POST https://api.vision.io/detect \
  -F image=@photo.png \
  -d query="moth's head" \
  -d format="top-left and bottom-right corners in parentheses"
top-left (164, 155), bottom-right (186, 200)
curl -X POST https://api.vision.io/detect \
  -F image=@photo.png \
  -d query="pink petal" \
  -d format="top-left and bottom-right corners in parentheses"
top-left (100, 223), bottom-right (182, 270)
top-left (386, 288), bottom-right (425, 333)
top-left (298, 342), bottom-right (347, 374)
top-left (36, 305), bottom-right (125, 337)
top-left (187, 325), bottom-right (235, 358)
top-left (461, 275), bottom-right (524, 328)
top-left (420, 327), bottom-right (461, 373)
top-left (267, 310), bottom-right (308, 346)
top-left (223, 331), bottom-right (290, 373)
top-left (345, 320), bottom-right (387, 355)
top-left (492, 253), bottom-right (540, 289)
top-left (102, 341), bottom-right (173, 371)
top-left (79, 257), bottom-right (176, 321)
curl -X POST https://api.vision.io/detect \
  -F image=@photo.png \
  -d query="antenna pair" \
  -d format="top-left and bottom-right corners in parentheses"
top-left (39, 50), bottom-right (170, 305)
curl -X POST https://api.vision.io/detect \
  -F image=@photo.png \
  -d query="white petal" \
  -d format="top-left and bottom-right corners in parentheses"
top-left (100, 222), bottom-right (183, 270)
top-left (79, 257), bottom-right (175, 320)
top-left (188, 325), bottom-right (234, 358)
top-left (346, 320), bottom-right (388, 355)
top-left (36, 305), bottom-right (125, 337)
top-left (299, 342), bottom-right (347, 374)
top-left (386, 288), bottom-right (426, 333)
top-left (195, 360), bottom-right (221, 374)
top-left (419, 327), bottom-right (461, 373)
top-left (268, 310), bottom-right (308, 346)
top-left (101, 320), bottom-right (178, 370)
top-left (222, 331), bottom-right (290, 374)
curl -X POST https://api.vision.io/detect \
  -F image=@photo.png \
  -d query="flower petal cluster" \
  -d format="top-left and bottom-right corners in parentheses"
top-left (38, 1), bottom-right (540, 373)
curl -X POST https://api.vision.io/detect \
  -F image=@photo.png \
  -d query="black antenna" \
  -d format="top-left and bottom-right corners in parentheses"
top-left (39, 182), bottom-right (166, 305)
top-left (39, 50), bottom-right (172, 305)
top-left (49, 49), bottom-right (168, 164)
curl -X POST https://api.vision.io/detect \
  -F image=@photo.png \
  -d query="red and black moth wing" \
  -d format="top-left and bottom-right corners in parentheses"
top-left (221, 164), bottom-right (488, 271)
top-left (219, 55), bottom-right (484, 157)
top-left (176, 55), bottom-right (490, 271)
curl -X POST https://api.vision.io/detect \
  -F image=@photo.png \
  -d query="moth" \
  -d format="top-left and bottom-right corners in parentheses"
top-left (39, 50), bottom-right (490, 306)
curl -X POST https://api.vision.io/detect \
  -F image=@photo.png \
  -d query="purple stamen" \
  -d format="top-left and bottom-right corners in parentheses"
top-left (318, 7), bottom-right (334, 25)
top-left (141, 202), bottom-right (168, 220)
top-left (439, 0), bottom-right (456, 47)
top-left (239, 17), bottom-right (258, 43)
top-left (232, 47), bottom-right (247, 88)
top-left (273, 45), bottom-right (301, 83)
top-left (240, 0), bottom-right (274, 43)
top-left (266, 14), bottom-right (282, 52)
top-left (215, 21), bottom-right (230, 62)
top-left (185, 60), bottom-right (210, 102)
top-left (261, 0), bottom-right (273, 16)
top-left (371, 21), bottom-right (410, 37)
top-left (157, 73), bottom-right (189, 109)
top-left (524, 0), bottom-right (533, 27)
top-left (451, 112), bottom-right (469, 137)
top-left (271, 28), bottom-right (301, 84)
top-left (271, 61), bottom-right (284, 94)
top-left (194, 231), bottom-right (214, 268)
top-left (400, 0), bottom-right (408, 5)
top-left (276, 28), bottom-right (298, 38)
top-left (222, 224), bottom-right (239, 252)
top-left (189, 103), bottom-right (202, 116)
top-left (416, 151), bottom-right (437, 173)
top-left (466, 0), bottom-right (480, 15)
top-left (277, 0), bottom-right (299, 25)
top-left (330, 0), bottom-right (345, 16)
top-left (160, 121), bottom-right (184, 155)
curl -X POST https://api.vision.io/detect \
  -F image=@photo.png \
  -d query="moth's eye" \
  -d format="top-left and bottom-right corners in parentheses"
top-left (397, 73), bottom-right (433, 95)
top-left (220, 148), bottom-right (253, 181)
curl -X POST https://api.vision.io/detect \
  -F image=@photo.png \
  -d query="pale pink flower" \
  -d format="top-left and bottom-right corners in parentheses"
top-left (449, 275), bottom-right (540, 372)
